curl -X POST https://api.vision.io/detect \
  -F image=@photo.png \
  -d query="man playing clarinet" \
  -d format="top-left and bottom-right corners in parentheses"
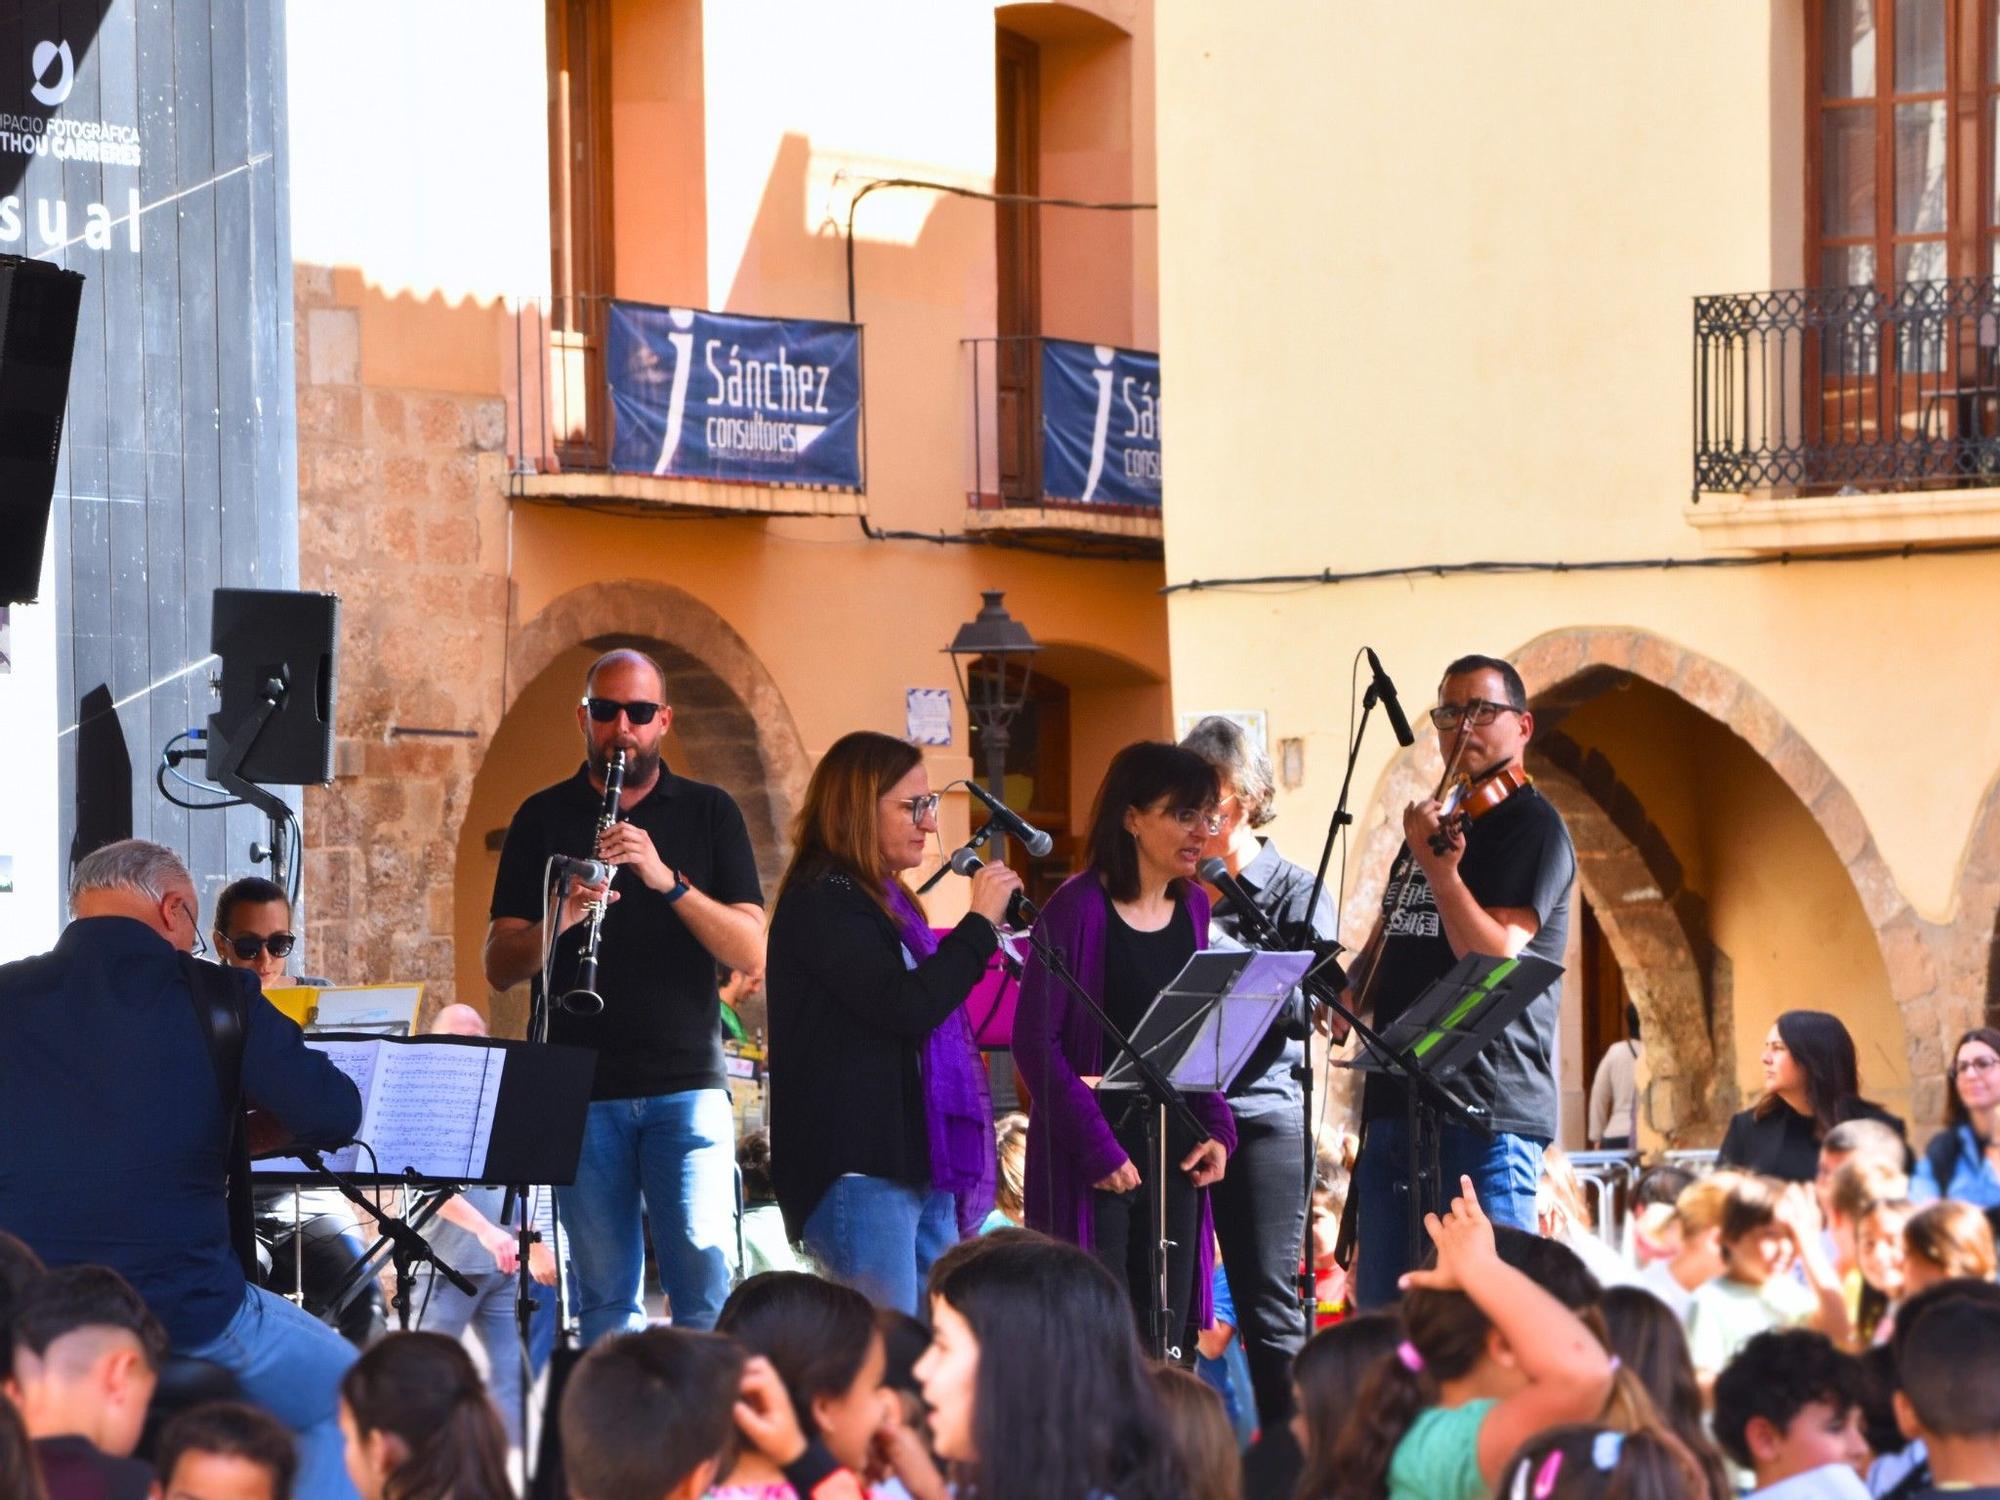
top-left (485, 648), bottom-right (765, 1335)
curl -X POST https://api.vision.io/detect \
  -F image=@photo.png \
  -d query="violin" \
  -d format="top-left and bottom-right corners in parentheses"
top-left (1425, 720), bottom-right (1531, 855)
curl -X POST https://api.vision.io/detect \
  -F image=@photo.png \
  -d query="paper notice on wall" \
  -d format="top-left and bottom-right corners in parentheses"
top-left (1174, 709), bottom-right (1268, 754)
top-left (906, 688), bottom-right (953, 747)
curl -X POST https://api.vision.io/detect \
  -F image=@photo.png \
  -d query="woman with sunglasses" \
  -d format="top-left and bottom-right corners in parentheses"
top-left (1911, 1027), bottom-right (2000, 1208)
top-left (764, 730), bottom-right (1023, 1314)
top-left (213, 876), bottom-right (327, 990)
top-left (1011, 740), bottom-right (1235, 1354)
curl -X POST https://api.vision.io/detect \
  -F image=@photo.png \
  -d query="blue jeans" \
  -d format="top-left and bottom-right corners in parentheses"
top-left (557, 1088), bottom-right (737, 1340)
top-left (179, 1284), bottom-right (359, 1500)
top-left (1351, 1116), bottom-right (1546, 1310)
top-left (801, 1174), bottom-right (958, 1316)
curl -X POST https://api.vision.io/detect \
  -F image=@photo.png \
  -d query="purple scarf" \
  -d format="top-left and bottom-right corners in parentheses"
top-left (887, 885), bottom-right (996, 1236)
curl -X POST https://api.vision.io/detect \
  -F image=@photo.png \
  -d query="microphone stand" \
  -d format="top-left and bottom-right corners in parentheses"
top-left (1289, 681), bottom-right (1491, 1279)
top-left (1016, 905), bottom-right (1211, 1363)
top-left (303, 1153), bottom-right (477, 1331)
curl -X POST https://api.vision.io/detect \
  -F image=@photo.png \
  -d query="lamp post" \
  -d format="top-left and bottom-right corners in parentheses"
top-left (944, 590), bottom-right (1041, 857)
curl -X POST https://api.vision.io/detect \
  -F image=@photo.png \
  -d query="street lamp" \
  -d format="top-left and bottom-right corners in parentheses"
top-left (944, 590), bottom-right (1041, 853)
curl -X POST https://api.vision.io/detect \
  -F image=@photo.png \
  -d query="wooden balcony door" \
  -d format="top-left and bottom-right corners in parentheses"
top-left (996, 29), bottom-right (1042, 504)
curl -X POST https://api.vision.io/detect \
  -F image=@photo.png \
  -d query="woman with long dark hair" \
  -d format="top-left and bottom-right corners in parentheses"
top-left (338, 1333), bottom-right (512, 1500)
top-left (766, 731), bottom-right (1022, 1313)
top-left (1715, 1010), bottom-right (1904, 1182)
top-left (1912, 1026), bottom-right (2000, 1208)
top-left (1290, 1314), bottom-right (1403, 1500)
top-left (914, 1231), bottom-right (1187, 1500)
top-left (1010, 741), bottom-right (1234, 1349)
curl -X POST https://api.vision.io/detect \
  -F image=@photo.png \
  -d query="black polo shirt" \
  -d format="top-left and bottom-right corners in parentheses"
top-left (491, 762), bottom-right (764, 1100)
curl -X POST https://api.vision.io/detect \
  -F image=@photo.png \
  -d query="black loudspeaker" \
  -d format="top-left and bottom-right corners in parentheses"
top-left (0, 254), bottom-right (86, 606)
top-left (205, 588), bottom-right (341, 787)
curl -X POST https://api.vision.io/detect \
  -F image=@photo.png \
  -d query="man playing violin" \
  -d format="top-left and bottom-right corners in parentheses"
top-left (1344, 654), bottom-right (1576, 1310)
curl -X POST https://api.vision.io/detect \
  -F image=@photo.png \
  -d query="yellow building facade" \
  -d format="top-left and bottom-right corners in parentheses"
top-left (1157, 1), bottom-right (2000, 1145)
top-left (284, 0), bottom-right (1172, 1034)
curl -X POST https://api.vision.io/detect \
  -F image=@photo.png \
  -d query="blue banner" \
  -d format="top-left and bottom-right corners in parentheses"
top-left (606, 303), bottom-right (863, 487)
top-left (1039, 338), bottom-right (1161, 509)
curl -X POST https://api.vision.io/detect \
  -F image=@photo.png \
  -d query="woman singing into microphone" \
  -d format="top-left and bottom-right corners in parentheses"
top-left (1012, 741), bottom-right (1234, 1353)
top-left (765, 730), bottom-right (1024, 1314)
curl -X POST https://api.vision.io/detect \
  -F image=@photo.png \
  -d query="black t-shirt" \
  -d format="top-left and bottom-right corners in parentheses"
top-left (1717, 1097), bottom-right (1908, 1182)
top-left (1103, 892), bottom-right (1196, 1040)
top-left (1361, 783), bottom-right (1575, 1138)
top-left (490, 763), bottom-right (764, 1099)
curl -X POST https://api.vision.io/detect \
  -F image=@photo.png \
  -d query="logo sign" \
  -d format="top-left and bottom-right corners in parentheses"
top-left (606, 302), bottom-right (863, 488)
top-left (1040, 339), bottom-right (1161, 509)
top-left (30, 41), bottom-right (73, 107)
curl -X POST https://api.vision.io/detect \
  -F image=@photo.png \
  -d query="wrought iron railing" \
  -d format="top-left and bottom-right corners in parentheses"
top-left (1694, 277), bottom-right (2000, 495)
top-left (962, 334), bottom-right (1161, 515)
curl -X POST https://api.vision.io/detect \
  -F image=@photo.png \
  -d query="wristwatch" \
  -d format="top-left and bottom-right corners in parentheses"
top-left (664, 869), bottom-right (692, 904)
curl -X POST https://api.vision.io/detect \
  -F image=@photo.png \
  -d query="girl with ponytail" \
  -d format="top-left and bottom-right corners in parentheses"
top-left (1326, 1178), bottom-right (1614, 1500)
top-left (339, 1332), bottom-right (513, 1500)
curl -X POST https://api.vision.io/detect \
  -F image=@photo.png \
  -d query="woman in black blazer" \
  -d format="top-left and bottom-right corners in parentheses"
top-left (1716, 1008), bottom-right (1904, 1182)
top-left (764, 730), bottom-right (1021, 1313)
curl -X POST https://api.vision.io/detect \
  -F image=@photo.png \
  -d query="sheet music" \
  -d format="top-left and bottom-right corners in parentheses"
top-left (254, 1038), bottom-right (507, 1179)
top-left (363, 1044), bottom-right (505, 1177)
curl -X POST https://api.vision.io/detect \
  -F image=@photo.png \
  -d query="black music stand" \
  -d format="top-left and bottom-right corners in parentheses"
top-left (1097, 949), bottom-right (1308, 1360)
top-left (1342, 951), bottom-right (1562, 1266)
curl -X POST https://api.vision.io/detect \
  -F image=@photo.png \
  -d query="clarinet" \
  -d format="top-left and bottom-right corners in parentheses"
top-left (559, 748), bottom-right (625, 1016)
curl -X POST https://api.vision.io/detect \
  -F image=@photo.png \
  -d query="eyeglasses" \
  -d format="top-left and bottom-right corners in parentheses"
top-left (1952, 1054), bottom-right (2000, 1079)
top-left (884, 793), bottom-right (942, 824)
top-left (583, 697), bottom-right (664, 726)
top-left (1164, 807), bottom-right (1224, 835)
top-left (1428, 699), bottom-right (1519, 731)
top-left (223, 931), bottom-right (297, 961)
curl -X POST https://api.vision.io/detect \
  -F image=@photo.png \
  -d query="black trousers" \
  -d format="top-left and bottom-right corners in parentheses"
top-left (1208, 1098), bottom-right (1309, 1428)
top-left (1092, 1098), bottom-right (1201, 1362)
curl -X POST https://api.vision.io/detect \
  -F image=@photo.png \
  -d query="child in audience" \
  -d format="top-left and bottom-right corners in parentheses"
top-left (713, 1272), bottom-right (939, 1499)
top-left (870, 1309), bottom-right (945, 1500)
top-left (338, 1332), bottom-right (512, 1500)
top-left (1148, 1366), bottom-right (1240, 1500)
top-left (156, 1403), bottom-right (297, 1500)
top-left (1628, 1166), bottom-right (1696, 1269)
top-left (1598, 1286), bottom-right (1733, 1499)
top-left (979, 1115), bottom-right (1028, 1234)
top-left (1892, 1291), bottom-right (2000, 1496)
top-left (1287, 1315), bottom-right (1402, 1500)
top-left (1857, 1198), bottom-right (1914, 1346)
top-left (1901, 1200), bottom-right (1998, 1297)
top-left (1637, 1170), bottom-right (1741, 1322)
top-left (8, 1265), bottom-right (165, 1500)
top-left (1324, 1175), bottom-right (1614, 1500)
top-left (1689, 1177), bottom-right (1849, 1383)
top-left (1827, 1159), bottom-right (1908, 1302)
top-left (738, 1131), bottom-right (808, 1277)
top-left (1494, 1425), bottom-right (1709, 1500)
top-left (915, 1231), bottom-right (1185, 1500)
top-left (1856, 1344), bottom-right (1930, 1500)
top-left (1711, 1329), bottom-right (1871, 1499)
top-left (560, 1326), bottom-right (745, 1500)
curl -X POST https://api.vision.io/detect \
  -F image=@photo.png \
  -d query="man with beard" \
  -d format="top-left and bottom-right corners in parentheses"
top-left (485, 649), bottom-right (766, 1334)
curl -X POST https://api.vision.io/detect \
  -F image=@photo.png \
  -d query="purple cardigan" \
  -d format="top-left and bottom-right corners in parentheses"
top-left (1011, 872), bottom-right (1238, 1326)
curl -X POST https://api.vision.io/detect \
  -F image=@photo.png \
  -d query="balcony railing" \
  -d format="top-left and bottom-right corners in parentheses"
top-left (1694, 277), bottom-right (2000, 496)
top-left (506, 294), bottom-right (867, 516)
top-left (963, 334), bottom-right (1162, 518)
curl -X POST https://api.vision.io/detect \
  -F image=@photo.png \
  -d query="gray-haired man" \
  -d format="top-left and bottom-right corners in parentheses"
top-left (0, 839), bottom-right (364, 1500)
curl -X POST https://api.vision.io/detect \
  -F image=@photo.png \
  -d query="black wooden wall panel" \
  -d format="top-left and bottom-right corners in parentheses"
top-left (4, 0), bottom-right (298, 917)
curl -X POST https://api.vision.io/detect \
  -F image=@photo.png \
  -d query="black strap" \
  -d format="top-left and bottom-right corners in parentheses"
top-left (181, 956), bottom-right (259, 1281)
top-left (1925, 1125), bottom-right (1966, 1196)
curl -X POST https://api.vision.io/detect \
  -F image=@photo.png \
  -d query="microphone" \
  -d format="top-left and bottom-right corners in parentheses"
top-left (961, 780), bottom-right (1054, 857)
top-left (1197, 856), bottom-right (1282, 947)
top-left (553, 854), bottom-right (613, 887)
top-left (1365, 647), bottom-right (1417, 748)
top-left (949, 845), bottom-right (1040, 927)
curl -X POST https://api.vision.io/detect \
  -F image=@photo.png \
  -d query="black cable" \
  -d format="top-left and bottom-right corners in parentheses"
top-left (1161, 537), bottom-right (2000, 596)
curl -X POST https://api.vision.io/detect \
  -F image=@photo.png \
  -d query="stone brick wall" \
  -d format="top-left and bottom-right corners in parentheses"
top-left (292, 265), bottom-right (513, 1015)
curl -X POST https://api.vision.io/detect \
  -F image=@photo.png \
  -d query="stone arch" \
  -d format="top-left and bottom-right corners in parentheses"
top-left (1346, 628), bottom-right (1958, 1133)
top-left (504, 579), bottom-right (811, 888)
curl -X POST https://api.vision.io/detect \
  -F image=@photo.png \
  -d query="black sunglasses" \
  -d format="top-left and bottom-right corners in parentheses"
top-left (583, 697), bottom-right (664, 726)
top-left (222, 931), bottom-right (296, 960)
